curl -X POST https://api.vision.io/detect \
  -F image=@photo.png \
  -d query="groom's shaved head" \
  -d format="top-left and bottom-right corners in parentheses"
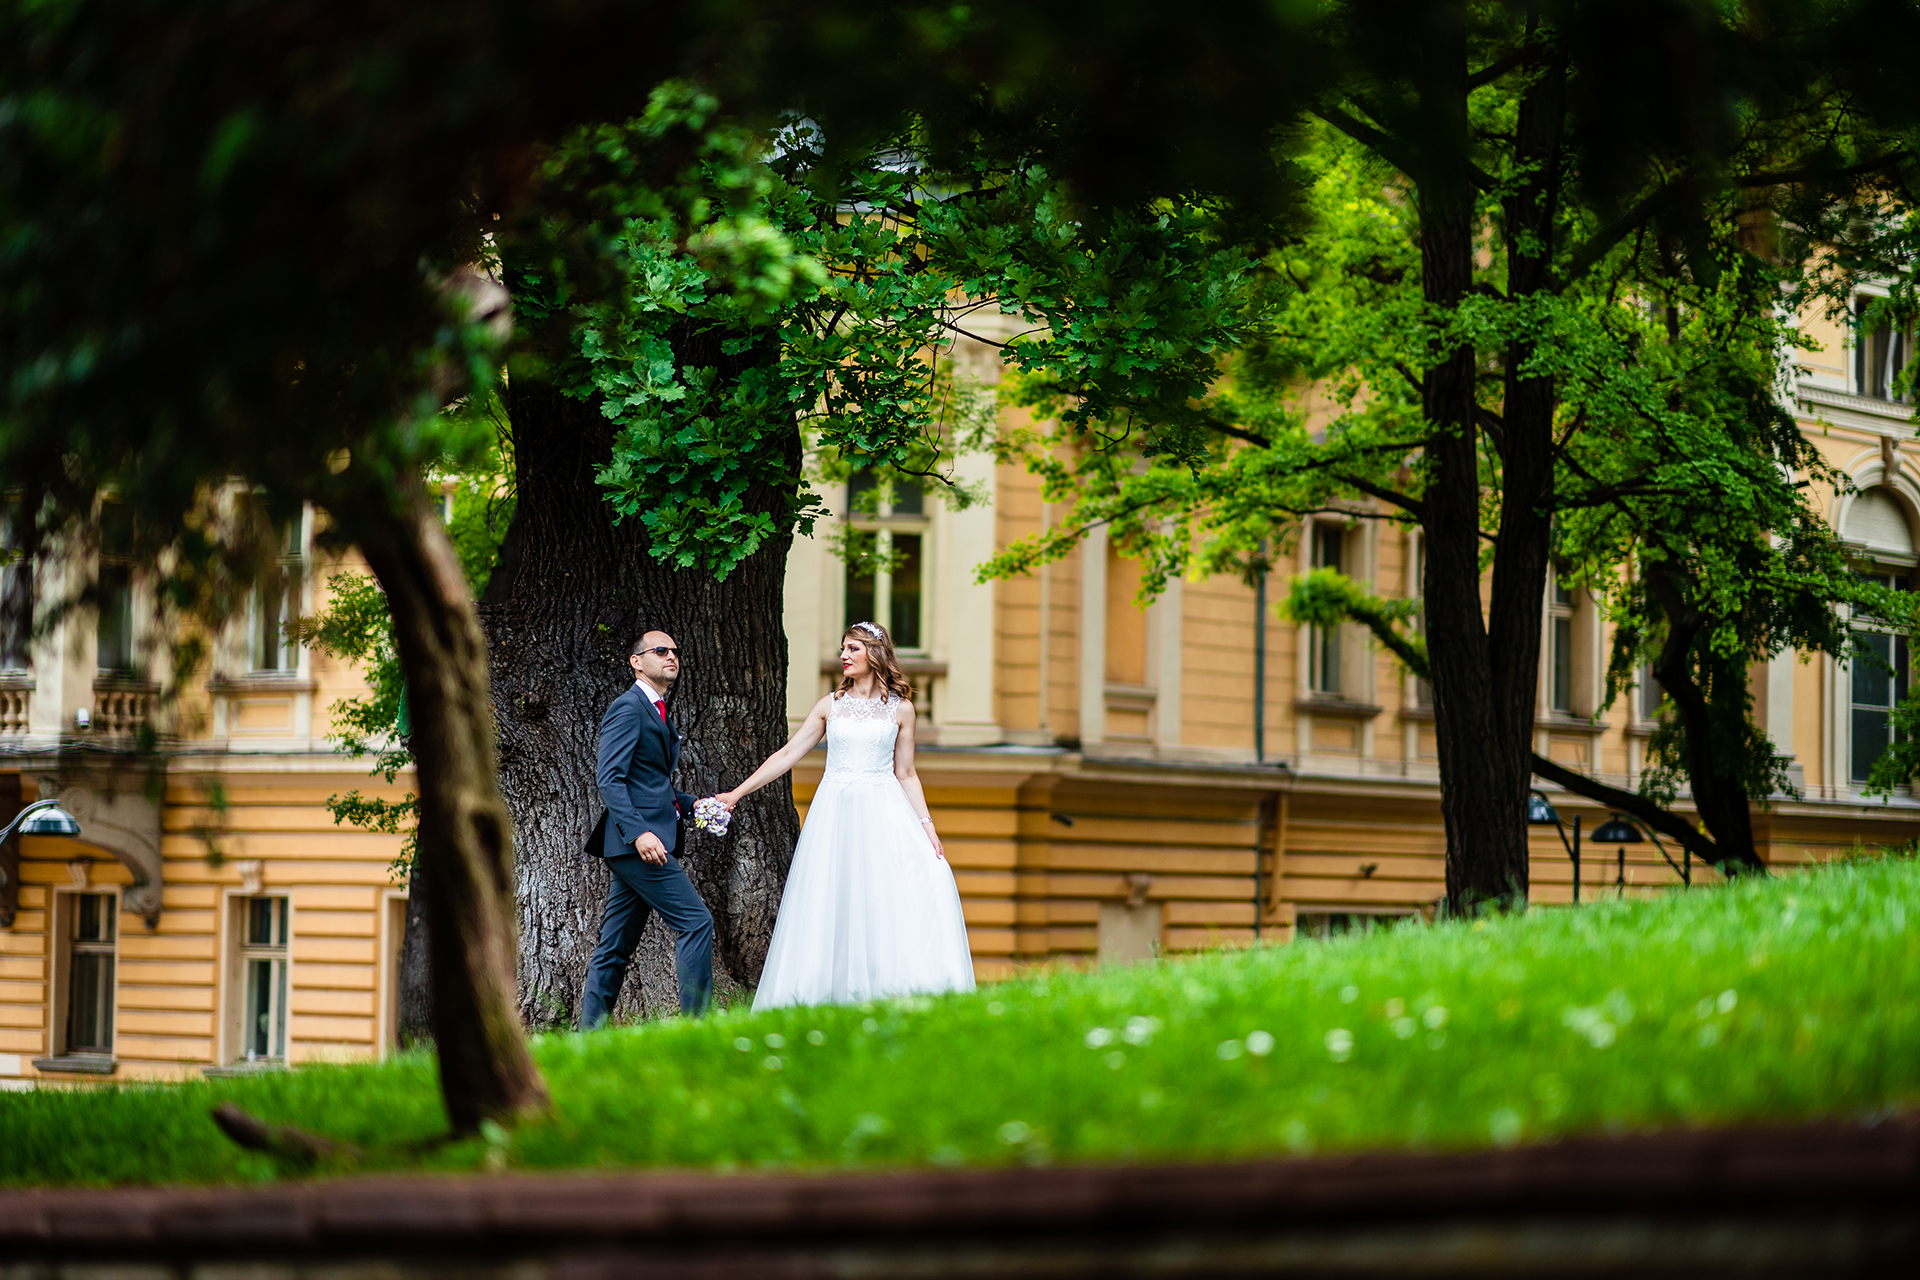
top-left (631, 631), bottom-right (670, 657)
top-left (630, 629), bottom-right (680, 691)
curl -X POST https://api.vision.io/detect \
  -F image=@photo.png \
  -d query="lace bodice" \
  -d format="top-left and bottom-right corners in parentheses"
top-left (822, 694), bottom-right (901, 782)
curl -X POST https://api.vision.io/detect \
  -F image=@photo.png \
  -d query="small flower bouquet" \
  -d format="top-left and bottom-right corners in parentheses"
top-left (693, 796), bottom-right (732, 836)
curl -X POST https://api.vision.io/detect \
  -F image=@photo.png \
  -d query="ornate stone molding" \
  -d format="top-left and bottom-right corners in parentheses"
top-left (35, 764), bottom-right (165, 926)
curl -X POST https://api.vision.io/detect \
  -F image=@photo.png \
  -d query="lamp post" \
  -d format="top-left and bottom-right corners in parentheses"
top-left (1589, 810), bottom-right (1688, 898)
top-left (0, 798), bottom-right (84, 891)
top-left (1527, 790), bottom-right (1583, 904)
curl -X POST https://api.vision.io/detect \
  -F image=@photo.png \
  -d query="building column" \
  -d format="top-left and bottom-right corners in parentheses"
top-left (1154, 575), bottom-right (1183, 751)
top-left (937, 447), bottom-right (1002, 747)
top-left (1078, 525), bottom-right (1108, 746)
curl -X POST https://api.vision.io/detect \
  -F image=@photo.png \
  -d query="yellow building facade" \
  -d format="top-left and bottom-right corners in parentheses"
top-left (4, 297), bottom-right (1918, 1085)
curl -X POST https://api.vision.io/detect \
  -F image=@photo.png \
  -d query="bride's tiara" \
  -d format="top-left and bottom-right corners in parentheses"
top-left (852, 621), bottom-right (884, 639)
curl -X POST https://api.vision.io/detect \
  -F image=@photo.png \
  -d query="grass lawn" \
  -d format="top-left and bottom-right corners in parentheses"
top-left (4, 853), bottom-right (1917, 1188)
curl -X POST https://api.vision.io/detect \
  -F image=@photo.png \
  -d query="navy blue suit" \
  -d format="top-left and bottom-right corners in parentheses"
top-left (579, 682), bottom-right (713, 1027)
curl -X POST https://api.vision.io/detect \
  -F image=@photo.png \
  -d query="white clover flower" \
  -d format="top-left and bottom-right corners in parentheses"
top-left (1084, 1027), bottom-right (1115, 1048)
top-left (733, 1037), bottom-right (753, 1052)
top-left (1325, 1028), bottom-right (1354, 1062)
top-left (764, 1033), bottom-right (786, 1049)
top-left (1246, 1030), bottom-right (1275, 1057)
top-left (1217, 1039), bottom-right (1244, 1060)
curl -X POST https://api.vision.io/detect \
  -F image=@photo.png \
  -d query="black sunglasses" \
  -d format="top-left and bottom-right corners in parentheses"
top-left (635, 646), bottom-right (681, 659)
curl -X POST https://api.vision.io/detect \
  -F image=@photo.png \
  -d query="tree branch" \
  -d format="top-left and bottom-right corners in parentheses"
top-left (1559, 179), bottom-right (1694, 289)
top-left (1527, 754), bottom-right (1726, 872)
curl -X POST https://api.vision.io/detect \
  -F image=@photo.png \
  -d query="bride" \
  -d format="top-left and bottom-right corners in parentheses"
top-left (715, 620), bottom-right (976, 1010)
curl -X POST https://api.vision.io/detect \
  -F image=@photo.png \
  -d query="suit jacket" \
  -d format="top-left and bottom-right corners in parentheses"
top-left (589, 682), bottom-right (698, 859)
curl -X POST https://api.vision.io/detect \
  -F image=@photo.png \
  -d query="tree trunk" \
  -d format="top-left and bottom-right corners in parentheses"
top-left (395, 848), bottom-right (434, 1048)
top-left (482, 376), bottom-right (802, 1031)
top-left (1647, 573), bottom-right (1766, 874)
top-left (355, 484), bottom-right (548, 1133)
top-left (1415, 8), bottom-right (1535, 914)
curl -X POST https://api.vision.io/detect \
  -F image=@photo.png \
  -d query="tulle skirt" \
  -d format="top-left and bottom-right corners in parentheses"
top-left (752, 771), bottom-right (976, 1010)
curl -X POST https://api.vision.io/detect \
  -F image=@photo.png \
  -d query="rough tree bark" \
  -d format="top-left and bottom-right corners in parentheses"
top-left (353, 482), bottom-right (548, 1132)
top-left (482, 369), bottom-right (802, 1030)
top-left (1646, 570), bottom-right (1767, 873)
top-left (1414, 10), bottom-right (1537, 913)
top-left (394, 850), bottom-right (434, 1047)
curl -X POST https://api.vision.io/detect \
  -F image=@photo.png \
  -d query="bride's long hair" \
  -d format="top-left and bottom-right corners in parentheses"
top-left (836, 621), bottom-right (913, 703)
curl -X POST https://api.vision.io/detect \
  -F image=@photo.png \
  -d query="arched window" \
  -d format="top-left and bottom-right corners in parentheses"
top-left (1843, 486), bottom-right (1915, 785)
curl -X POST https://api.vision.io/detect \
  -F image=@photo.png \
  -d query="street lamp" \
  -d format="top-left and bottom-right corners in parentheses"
top-left (1588, 811), bottom-right (1689, 897)
top-left (1528, 790), bottom-right (1584, 904)
top-left (0, 798), bottom-right (84, 890)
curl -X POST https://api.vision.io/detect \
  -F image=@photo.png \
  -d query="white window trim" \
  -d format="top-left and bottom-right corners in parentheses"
top-left (218, 889), bottom-right (294, 1067)
top-left (1827, 464), bottom-right (1920, 798)
top-left (842, 480), bottom-right (932, 655)
top-left (47, 887), bottom-right (119, 1061)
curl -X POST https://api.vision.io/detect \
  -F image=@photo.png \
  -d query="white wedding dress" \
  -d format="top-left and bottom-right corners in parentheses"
top-left (753, 694), bottom-right (976, 1010)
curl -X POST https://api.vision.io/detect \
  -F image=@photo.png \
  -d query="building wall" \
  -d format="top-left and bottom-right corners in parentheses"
top-left (8, 301), bottom-right (1920, 1086)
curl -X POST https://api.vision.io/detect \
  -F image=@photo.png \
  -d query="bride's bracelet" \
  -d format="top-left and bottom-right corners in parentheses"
top-left (920, 818), bottom-right (934, 826)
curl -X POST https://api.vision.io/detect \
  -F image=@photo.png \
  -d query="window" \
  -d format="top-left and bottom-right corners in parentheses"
top-left (0, 497), bottom-right (28, 669)
top-left (1310, 524), bottom-right (1344, 695)
top-left (234, 896), bottom-right (290, 1062)
top-left (1851, 570), bottom-right (1911, 784)
top-left (60, 892), bottom-right (116, 1056)
top-left (1548, 576), bottom-right (1575, 714)
top-left (1636, 660), bottom-right (1664, 721)
top-left (1855, 295), bottom-right (1913, 402)
top-left (248, 510), bottom-right (304, 672)
top-left (96, 502), bottom-right (133, 673)
top-left (844, 472), bottom-right (927, 650)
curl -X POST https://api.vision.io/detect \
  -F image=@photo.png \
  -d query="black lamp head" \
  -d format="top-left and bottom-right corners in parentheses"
top-left (1591, 815), bottom-right (1642, 844)
top-left (1527, 793), bottom-right (1560, 825)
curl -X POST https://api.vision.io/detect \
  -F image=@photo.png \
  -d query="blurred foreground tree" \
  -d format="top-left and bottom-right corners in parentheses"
top-left (0, 0), bottom-right (759, 1132)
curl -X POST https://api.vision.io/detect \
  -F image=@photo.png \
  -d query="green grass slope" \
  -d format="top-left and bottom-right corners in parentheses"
top-left (4, 854), bottom-right (1917, 1187)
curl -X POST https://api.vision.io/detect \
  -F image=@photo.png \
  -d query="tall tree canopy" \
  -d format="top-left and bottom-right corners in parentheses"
top-left (943, 0), bottom-right (1920, 907)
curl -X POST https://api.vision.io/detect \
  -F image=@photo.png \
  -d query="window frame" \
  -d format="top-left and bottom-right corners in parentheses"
top-left (223, 892), bottom-right (293, 1066)
top-left (1847, 567), bottom-right (1912, 787)
top-left (246, 508), bottom-right (308, 674)
top-left (1308, 522), bottom-right (1346, 696)
top-left (1547, 577), bottom-right (1576, 715)
top-left (1853, 289), bottom-right (1914, 404)
top-left (50, 888), bottom-right (118, 1060)
top-left (96, 501), bottom-right (135, 675)
top-left (843, 474), bottom-right (931, 654)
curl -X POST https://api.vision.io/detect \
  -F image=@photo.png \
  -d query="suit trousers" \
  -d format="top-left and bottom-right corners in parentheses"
top-left (580, 851), bottom-right (714, 1027)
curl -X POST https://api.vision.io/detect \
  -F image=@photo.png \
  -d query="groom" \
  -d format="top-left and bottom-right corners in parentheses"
top-left (579, 630), bottom-right (715, 1028)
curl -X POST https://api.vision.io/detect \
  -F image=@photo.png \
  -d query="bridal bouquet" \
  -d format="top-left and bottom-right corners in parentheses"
top-left (693, 796), bottom-right (732, 836)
